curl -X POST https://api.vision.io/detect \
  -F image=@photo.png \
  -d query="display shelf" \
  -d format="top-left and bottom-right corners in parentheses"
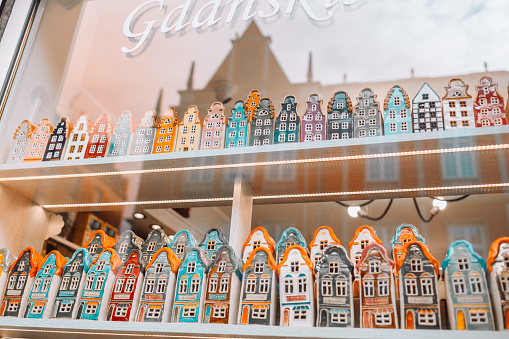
top-left (0, 318), bottom-right (506, 339)
top-left (0, 126), bottom-right (508, 211)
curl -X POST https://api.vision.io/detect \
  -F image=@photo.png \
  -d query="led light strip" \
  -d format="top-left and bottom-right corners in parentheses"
top-left (2, 143), bottom-right (509, 182)
top-left (41, 182), bottom-right (509, 209)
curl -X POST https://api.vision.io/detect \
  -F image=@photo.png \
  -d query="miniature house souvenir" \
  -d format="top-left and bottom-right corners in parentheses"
top-left (396, 241), bottom-right (441, 329)
top-left (24, 118), bottom-right (53, 161)
top-left (168, 229), bottom-right (198, 260)
top-left (354, 88), bottom-right (383, 138)
top-left (225, 100), bottom-right (249, 148)
top-left (486, 237), bottom-right (509, 330)
top-left (0, 249), bottom-right (14, 307)
top-left (172, 247), bottom-right (209, 323)
top-left (7, 120), bottom-right (34, 163)
top-left (383, 85), bottom-right (412, 135)
top-left (442, 240), bottom-right (494, 330)
top-left (274, 95), bottom-right (300, 144)
top-left (153, 108), bottom-right (179, 154)
top-left (84, 230), bottom-right (116, 260)
top-left (141, 228), bottom-right (170, 263)
top-left (390, 223), bottom-right (425, 262)
top-left (301, 94), bottom-right (326, 142)
top-left (473, 76), bottom-right (507, 127)
top-left (176, 105), bottom-right (202, 152)
top-left (238, 246), bottom-right (277, 325)
top-left (249, 98), bottom-right (275, 146)
top-left (25, 251), bottom-right (68, 319)
top-left (65, 113), bottom-right (91, 160)
top-left (198, 228), bottom-right (229, 261)
top-left (130, 110), bottom-right (157, 155)
top-left (43, 117), bottom-right (73, 161)
top-left (109, 111), bottom-right (135, 157)
top-left (315, 245), bottom-right (354, 327)
top-left (275, 227), bottom-right (307, 264)
top-left (277, 245), bottom-right (315, 327)
top-left (107, 249), bottom-right (147, 321)
top-left (113, 230), bottom-right (143, 263)
top-left (1, 247), bottom-right (44, 317)
top-left (52, 248), bottom-right (93, 319)
top-left (327, 91), bottom-right (353, 140)
top-left (203, 245), bottom-right (243, 324)
top-left (245, 89), bottom-right (261, 124)
top-left (201, 102), bottom-right (226, 150)
top-left (242, 226), bottom-right (276, 263)
top-left (357, 243), bottom-right (398, 329)
top-left (136, 247), bottom-right (180, 322)
top-left (85, 113), bottom-right (112, 158)
top-left (442, 78), bottom-right (475, 129)
top-left (309, 225), bottom-right (341, 267)
top-left (349, 225), bottom-right (383, 297)
top-left (412, 83), bottom-right (444, 133)
top-left (77, 248), bottom-right (121, 321)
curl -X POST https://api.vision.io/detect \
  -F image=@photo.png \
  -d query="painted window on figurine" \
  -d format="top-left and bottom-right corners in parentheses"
top-left (494, 118), bottom-right (503, 125)
top-left (7, 302), bottom-right (18, 312)
top-left (294, 309), bottom-right (307, 320)
top-left (369, 260), bottom-right (380, 273)
top-left (190, 277), bottom-right (200, 293)
top-left (501, 273), bottom-right (509, 292)
top-left (469, 310), bottom-right (488, 323)
top-left (209, 276), bottom-right (218, 293)
top-left (157, 278), bottom-right (166, 293)
top-left (259, 278), bottom-right (269, 293)
top-left (60, 303), bottom-right (72, 313)
top-left (125, 263), bottom-right (135, 274)
top-left (284, 277), bottom-right (293, 294)
top-left (179, 279), bottom-right (188, 293)
top-left (217, 261), bottom-right (227, 273)
top-left (187, 262), bottom-right (196, 273)
top-left (452, 276), bottom-right (466, 294)
top-left (85, 276), bottom-right (93, 289)
top-left (418, 311), bottom-right (435, 326)
top-left (145, 278), bottom-right (155, 293)
top-left (147, 308), bottom-right (161, 319)
top-left (213, 307), bottom-right (226, 318)
top-left (336, 278), bottom-right (347, 296)
top-left (319, 240), bottom-right (328, 250)
top-left (41, 278), bottom-right (51, 292)
top-left (115, 306), bottom-right (128, 317)
top-left (375, 313), bottom-right (392, 325)
top-left (378, 277), bottom-right (389, 296)
top-left (246, 277), bottom-right (256, 293)
top-left (364, 279), bottom-right (374, 297)
top-left (61, 277), bottom-right (70, 290)
top-left (322, 278), bottom-right (333, 296)
top-left (85, 304), bottom-right (97, 314)
top-left (70, 276), bottom-right (80, 290)
top-left (89, 244), bottom-right (98, 254)
top-left (147, 242), bottom-right (156, 252)
top-left (154, 263), bottom-right (164, 273)
top-left (469, 274), bottom-right (483, 293)
top-left (183, 307), bottom-right (196, 317)
top-left (95, 275), bottom-right (105, 290)
top-left (405, 276), bottom-right (418, 295)
top-left (207, 241), bottom-right (216, 251)
top-left (457, 258), bottom-right (470, 270)
top-left (421, 277), bottom-right (433, 295)
top-left (31, 305), bottom-right (43, 314)
top-left (411, 259), bottom-right (422, 272)
top-left (219, 276), bottom-right (229, 293)
top-left (254, 262), bottom-right (264, 273)
top-left (290, 261), bottom-right (299, 272)
top-left (331, 313), bottom-right (348, 324)
top-left (252, 308), bottom-right (267, 319)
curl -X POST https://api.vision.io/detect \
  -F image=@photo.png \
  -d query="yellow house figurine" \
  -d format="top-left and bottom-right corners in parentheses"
top-left (176, 105), bottom-right (202, 152)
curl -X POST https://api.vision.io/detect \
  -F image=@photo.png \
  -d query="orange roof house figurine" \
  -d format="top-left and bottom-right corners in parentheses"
top-left (153, 108), bottom-right (179, 154)
top-left (309, 226), bottom-right (341, 267)
top-left (242, 227), bottom-right (276, 263)
top-left (24, 118), bottom-right (53, 161)
top-left (487, 237), bottom-right (509, 330)
top-left (7, 120), bottom-right (35, 163)
top-left (84, 230), bottom-right (116, 260)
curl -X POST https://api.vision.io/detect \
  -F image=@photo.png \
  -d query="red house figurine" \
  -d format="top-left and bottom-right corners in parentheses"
top-left (473, 76), bottom-right (507, 127)
top-left (85, 113), bottom-right (112, 158)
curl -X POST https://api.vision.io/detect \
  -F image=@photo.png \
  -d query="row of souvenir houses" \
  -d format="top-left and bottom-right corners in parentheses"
top-left (0, 225), bottom-right (507, 331)
top-left (7, 76), bottom-right (509, 163)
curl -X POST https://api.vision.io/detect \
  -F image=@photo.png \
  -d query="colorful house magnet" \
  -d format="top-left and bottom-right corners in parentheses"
top-left (274, 95), bottom-right (300, 144)
top-left (65, 113), bottom-right (91, 160)
top-left (442, 78), bottom-right (475, 129)
top-left (242, 227), bottom-right (276, 263)
top-left (383, 85), bottom-right (412, 135)
top-left (109, 111), bottom-right (136, 157)
top-left (309, 225), bottom-right (341, 267)
top-left (7, 120), bottom-right (34, 163)
top-left (43, 117), bottom-right (73, 161)
top-left (301, 94), bottom-right (326, 142)
top-left (113, 230), bottom-right (143, 263)
top-left (153, 108), bottom-right (179, 154)
top-left (412, 83), bottom-right (444, 133)
top-left (84, 230), bottom-right (116, 261)
top-left (201, 102), bottom-right (226, 150)
top-left (474, 76), bottom-right (507, 127)
top-left (486, 237), bottom-right (509, 330)
top-left (198, 228), bottom-right (228, 261)
top-left (354, 88), bottom-right (383, 138)
top-left (168, 230), bottom-right (198, 260)
top-left (225, 100), bottom-right (249, 148)
top-left (327, 91), bottom-right (353, 140)
top-left (275, 227), bottom-right (307, 264)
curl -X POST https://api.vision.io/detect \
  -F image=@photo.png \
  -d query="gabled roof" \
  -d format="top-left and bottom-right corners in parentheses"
top-left (486, 237), bottom-right (509, 272)
top-left (41, 251), bottom-right (69, 276)
top-left (443, 78), bottom-right (471, 99)
top-left (243, 246), bottom-right (277, 272)
top-left (276, 227), bottom-right (307, 250)
top-left (74, 113), bottom-right (93, 133)
top-left (13, 120), bottom-right (35, 140)
top-left (138, 110), bottom-right (157, 127)
top-left (199, 228), bottom-right (228, 247)
top-left (52, 117), bottom-right (74, 136)
top-left (256, 98), bottom-right (275, 119)
top-left (10, 247), bottom-right (45, 278)
top-left (116, 111), bottom-right (136, 133)
top-left (328, 91), bottom-right (352, 113)
top-left (395, 241), bottom-right (439, 276)
top-left (348, 225), bottom-right (383, 250)
top-left (66, 248), bottom-right (93, 274)
top-left (158, 108), bottom-right (179, 127)
top-left (277, 245), bottom-right (314, 276)
top-left (390, 224), bottom-right (425, 249)
top-left (144, 228), bottom-right (169, 246)
top-left (243, 227), bottom-right (275, 254)
top-left (91, 113), bottom-right (112, 134)
top-left (309, 225), bottom-right (341, 251)
top-left (384, 85), bottom-right (410, 111)
top-left (120, 249), bottom-right (147, 274)
top-left (228, 100), bottom-right (247, 120)
top-left (442, 240), bottom-right (486, 272)
top-left (356, 243), bottom-right (394, 270)
top-left (180, 247), bottom-right (209, 269)
top-left (0, 249), bottom-right (14, 272)
top-left (146, 247), bottom-right (180, 274)
top-left (315, 245), bottom-right (353, 274)
top-left (90, 248), bottom-right (122, 274)
top-left (169, 229), bottom-right (198, 248)
top-left (114, 230), bottom-right (143, 250)
top-left (204, 102), bottom-right (226, 123)
top-left (412, 83), bottom-right (440, 103)
top-left (84, 230), bottom-right (116, 250)
top-left (180, 105), bottom-right (202, 126)
top-left (205, 244), bottom-right (243, 280)
top-left (34, 118), bottom-right (54, 135)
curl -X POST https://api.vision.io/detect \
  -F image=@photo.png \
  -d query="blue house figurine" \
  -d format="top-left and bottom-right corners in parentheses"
top-left (225, 100), bottom-right (249, 148)
top-left (327, 91), bottom-right (353, 140)
top-left (168, 229), bottom-right (198, 260)
top-left (274, 95), bottom-right (300, 144)
top-left (109, 111), bottom-right (136, 157)
top-left (383, 85), bottom-right (412, 135)
top-left (113, 230), bottom-right (143, 263)
top-left (275, 227), bottom-right (307, 264)
top-left (198, 228), bottom-right (228, 261)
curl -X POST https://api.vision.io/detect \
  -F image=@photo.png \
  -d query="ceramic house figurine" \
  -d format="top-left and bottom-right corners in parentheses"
top-left (169, 229), bottom-right (198, 260)
top-left (7, 120), bottom-right (35, 163)
top-left (25, 251), bottom-right (68, 319)
top-left (176, 105), bottom-right (202, 152)
top-left (201, 102), bottom-right (226, 150)
top-left (203, 245), bottom-right (243, 324)
top-left (474, 76), bottom-right (507, 127)
top-left (315, 245), bottom-right (354, 327)
top-left (245, 89), bottom-right (261, 126)
top-left (274, 95), bottom-right (300, 144)
top-left (225, 100), bottom-right (249, 148)
top-left (153, 108), bottom-right (179, 154)
top-left (309, 225), bottom-right (342, 267)
top-left (24, 118), bottom-right (53, 161)
top-left (0, 249), bottom-right (15, 307)
top-left (130, 110), bottom-right (157, 155)
top-left (141, 228), bottom-right (170, 263)
top-left (301, 94), bottom-right (326, 142)
top-left (357, 243), bottom-right (398, 329)
top-left (43, 117), bottom-right (73, 161)
top-left (275, 227), bottom-right (307, 264)
top-left (198, 228), bottom-right (228, 261)
top-left (65, 113), bottom-right (91, 160)
top-left (242, 226), bottom-right (276, 263)
top-left (442, 78), bottom-right (475, 129)
top-left (277, 245), bottom-right (315, 326)
top-left (390, 223), bottom-right (425, 262)
top-left (396, 241), bottom-right (441, 329)
top-left (1, 247), bottom-right (44, 317)
top-left (107, 249), bottom-right (147, 321)
top-left (76, 248), bottom-right (121, 321)
top-left (383, 85), bottom-right (412, 135)
top-left (327, 91), bottom-right (353, 140)
top-left (486, 237), bottom-right (509, 330)
top-left (172, 247), bottom-right (209, 323)
top-left (85, 113), bottom-right (112, 158)
top-left (249, 98), bottom-right (275, 146)
top-left (349, 225), bottom-right (383, 297)
top-left (412, 83), bottom-right (444, 133)
top-left (136, 247), bottom-right (180, 322)
top-left (113, 230), bottom-right (143, 263)
top-left (354, 88), bottom-right (383, 138)
top-left (109, 111), bottom-right (136, 157)
top-left (442, 240), bottom-right (494, 330)
top-left (238, 246), bottom-right (277, 325)
top-left (52, 248), bottom-right (93, 319)
top-left (84, 230), bottom-right (116, 260)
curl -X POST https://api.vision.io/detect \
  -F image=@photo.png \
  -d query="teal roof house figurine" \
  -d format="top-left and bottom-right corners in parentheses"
top-left (383, 85), bottom-right (412, 136)
top-left (225, 100), bottom-right (249, 148)
top-left (275, 227), bottom-right (307, 264)
top-left (327, 91), bottom-right (353, 140)
top-left (274, 95), bottom-right (300, 144)
top-left (168, 229), bottom-right (198, 260)
top-left (198, 228), bottom-right (229, 261)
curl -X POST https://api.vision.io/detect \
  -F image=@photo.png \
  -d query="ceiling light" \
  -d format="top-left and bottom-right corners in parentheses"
top-left (133, 212), bottom-right (145, 219)
top-left (432, 198), bottom-right (447, 210)
top-left (347, 206), bottom-right (361, 218)
top-left (151, 224), bottom-right (161, 230)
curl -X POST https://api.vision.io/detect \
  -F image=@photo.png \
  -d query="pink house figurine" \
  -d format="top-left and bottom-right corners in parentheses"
top-left (201, 102), bottom-right (226, 150)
